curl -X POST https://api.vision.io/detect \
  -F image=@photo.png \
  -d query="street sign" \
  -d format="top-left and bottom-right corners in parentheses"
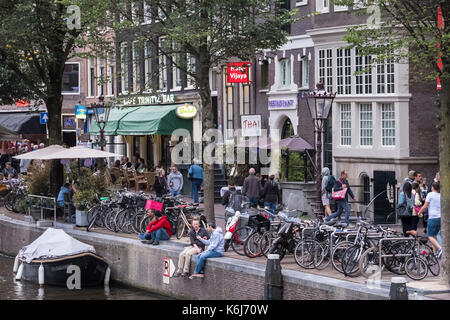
top-left (40, 112), bottom-right (49, 124)
top-left (75, 105), bottom-right (87, 119)
top-left (162, 257), bottom-right (176, 284)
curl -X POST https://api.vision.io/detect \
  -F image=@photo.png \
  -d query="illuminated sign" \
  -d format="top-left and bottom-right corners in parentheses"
top-left (176, 104), bottom-right (197, 119)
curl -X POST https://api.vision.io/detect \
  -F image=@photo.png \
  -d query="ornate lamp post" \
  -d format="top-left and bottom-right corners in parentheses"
top-left (305, 83), bottom-right (336, 217)
top-left (90, 96), bottom-right (111, 151)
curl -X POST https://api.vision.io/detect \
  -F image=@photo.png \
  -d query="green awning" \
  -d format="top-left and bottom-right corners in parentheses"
top-left (90, 104), bottom-right (193, 136)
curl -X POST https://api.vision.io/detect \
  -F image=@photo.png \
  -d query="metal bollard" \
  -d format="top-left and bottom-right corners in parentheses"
top-left (264, 254), bottom-right (283, 300)
top-left (389, 277), bottom-right (408, 300)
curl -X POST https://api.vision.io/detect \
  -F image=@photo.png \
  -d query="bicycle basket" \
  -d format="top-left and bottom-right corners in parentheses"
top-left (248, 214), bottom-right (270, 231)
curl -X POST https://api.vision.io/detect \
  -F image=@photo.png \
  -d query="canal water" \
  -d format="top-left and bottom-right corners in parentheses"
top-left (0, 254), bottom-right (171, 300)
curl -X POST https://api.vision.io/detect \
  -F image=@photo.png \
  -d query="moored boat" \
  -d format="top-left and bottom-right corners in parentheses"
top-left (16, 228), bottom-right (108, 287)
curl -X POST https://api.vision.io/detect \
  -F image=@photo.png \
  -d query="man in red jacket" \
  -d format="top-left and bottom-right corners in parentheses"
top-left (138, 211), bottom-right (172, 245)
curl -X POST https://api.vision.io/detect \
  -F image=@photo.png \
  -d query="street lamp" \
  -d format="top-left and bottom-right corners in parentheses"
top-left (90, 96), bottom-right (111, 151)
top-left (305, 83), bottom-right (336, 217)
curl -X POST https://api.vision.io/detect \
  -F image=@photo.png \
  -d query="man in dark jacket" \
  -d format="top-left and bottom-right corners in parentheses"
top-left (261, 174), bottom-right (281, 214)
top-left (174, 218), bottom-right (209, 277)
top-left (222, 181), bottom-right (238, 207)
top-left (325, 170), bottom-right (357, 225)
top-left (242, 168), bottom-right (262, 208)
top-left (138, 211), bottom-right (172, 245)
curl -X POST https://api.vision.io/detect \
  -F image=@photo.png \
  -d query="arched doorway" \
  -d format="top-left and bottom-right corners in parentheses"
top-left (281, 118), bottom-right (294, 139)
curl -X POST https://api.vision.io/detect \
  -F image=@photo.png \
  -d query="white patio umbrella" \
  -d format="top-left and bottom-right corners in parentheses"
top-left (13, 145), bottom-right (66, 160)
top-left (39, 146), bottom-right (123, 160)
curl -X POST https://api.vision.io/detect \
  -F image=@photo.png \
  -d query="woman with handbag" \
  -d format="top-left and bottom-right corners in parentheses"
top-left (325, 170), bottom-right (357, 226)
top-left (398, 182), bottom-right (414, 237)
top-left (411, 182), bottom-right (423, 231)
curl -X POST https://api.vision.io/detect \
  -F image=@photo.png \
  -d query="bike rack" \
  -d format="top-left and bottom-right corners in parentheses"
top-left (378, 236), bottom-right (415, 278)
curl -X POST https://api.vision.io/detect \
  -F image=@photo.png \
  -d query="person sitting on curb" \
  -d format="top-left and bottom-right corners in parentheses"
top-left (138, 210), bottom-right (172, 245)
top-left (173, 218), bottom-right (209, 278)
top-left (189, 222), bottom-right (224, 279)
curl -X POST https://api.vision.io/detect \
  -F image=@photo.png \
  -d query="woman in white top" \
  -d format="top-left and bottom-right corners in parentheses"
top-left (411, 182), bottom-right (422, 231)
top-left (418, 181), bottom-right (442, 258)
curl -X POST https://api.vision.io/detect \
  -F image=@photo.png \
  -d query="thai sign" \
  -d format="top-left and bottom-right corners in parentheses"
top-left (268, 99), bottom-right (297, 110)
top-left (176, 104), bottom-right (197, 119)
top-left (117, 94), bottom-right (175, 106)
top-left (226, 62), bottom-right (251, 83)
top-left (241, 115), bottom-right (262, 137)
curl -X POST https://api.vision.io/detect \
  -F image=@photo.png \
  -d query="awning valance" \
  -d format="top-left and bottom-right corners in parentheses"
top-left (89, 104), bottom-right (193, 136)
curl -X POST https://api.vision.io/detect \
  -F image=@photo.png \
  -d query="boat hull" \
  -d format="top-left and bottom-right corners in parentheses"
top-left (19, 252), bottom-right (108, 287)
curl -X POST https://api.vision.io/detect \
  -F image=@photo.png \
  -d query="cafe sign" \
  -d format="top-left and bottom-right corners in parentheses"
top-left (176, 104), bottom-right (197, 119)
top-left (226, 62), bottom-right (251, 83)
top-left (117, 94), bottom-right (175, 106)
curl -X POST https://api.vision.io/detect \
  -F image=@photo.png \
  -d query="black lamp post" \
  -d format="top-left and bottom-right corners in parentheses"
top-left (90, 96), bottom-right (111, 151)
top-left (305, 83), bottom-right (336, 217)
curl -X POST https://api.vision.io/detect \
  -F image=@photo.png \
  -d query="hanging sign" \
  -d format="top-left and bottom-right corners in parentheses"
top-left (226, 62), bottom-right (251, 83)
top-left (241, 115), bottom-right (262, 137)
top-left (75, 105), bottom-right (87, 119)
top-left (176, 104), bottom-right (197, 119)
top-left (15, 100), bottom-right (30, 107)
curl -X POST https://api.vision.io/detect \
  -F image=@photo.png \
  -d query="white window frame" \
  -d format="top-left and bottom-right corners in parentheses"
top-left (96, 58), bottom-right (106, 97)
top-left (296, 0), bottom-right (308, 6)
top-left (159, 38), bottom-right (168, 91)
top-left (278, 57), bottom-right (291, 88)
top-left (340, 103), bottom-right (352, 146)
top-left (381, 103), bottom-right (396, 147)
top-left (319, 49), bottom-right (333, 93)
top-left (144, 41), bottom-right (153, 91)
top-left (210, 69), bottom-right (218, 95)
top-left (132, 42), bottom-right (142, 93)
top-left (107, 53), bottom-right (115, 97)
top-left (88, 58), bottom-right (96, 98)
top-left (336, 48), bottom-right (351, 94)
top-left (316, 0), bottom-right (329, 13)
top-left (186, 53), bottom-right (196, 89)
top-left (142, 1), bottom-right (152, 24)
top-left (355, 48), bottom-right (373, 95)
top-left (359, 103), bottom-right (373, 147)
top-left (300, 56), bottom-right (309, 89)
top-left (171, 43), bottom-right (182, 91)
top-left (120, 43), bottom-right (130, 94)
top-left (61, 62), bottom-right (81, 95)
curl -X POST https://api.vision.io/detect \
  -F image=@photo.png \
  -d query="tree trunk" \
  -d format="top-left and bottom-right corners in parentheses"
top-left (45, 93), bottom-right (64, 197)
top-left (198, 54), bottom-right (215, 224)
top-left (439, 75), bottom-right (450, 286)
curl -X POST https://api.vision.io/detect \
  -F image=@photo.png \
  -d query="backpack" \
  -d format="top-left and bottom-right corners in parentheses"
top-left (326, 175), bottom-right (336, 193)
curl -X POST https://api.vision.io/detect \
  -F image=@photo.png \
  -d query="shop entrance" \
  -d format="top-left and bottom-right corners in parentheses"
top-left (62, 131), bottom-right (76, 147)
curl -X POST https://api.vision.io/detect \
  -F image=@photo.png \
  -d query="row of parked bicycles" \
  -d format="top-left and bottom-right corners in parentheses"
top-left (85, 190), bottom-right (208, 239)
top-left (224, 196), bottom-right (440, 281)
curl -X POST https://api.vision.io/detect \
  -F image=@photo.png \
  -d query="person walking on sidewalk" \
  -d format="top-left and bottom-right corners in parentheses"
top-left (325, 170), bottom-right (357, 226)
top-left (189, 222), bottom-right (224, 279)
top-left (188, 163), bottom-right (203, 204)
top-left (138, 210), bottom-right (172, 245)
top-left (261, 174), bottom-right (280, 214)
top-left (168, 166), bottom-right (183, 197)
top-left (174, 218), bottom-right (209, 277)
top-left (242, 168), bottom-right (262, 208)
top-left (154, 168), bottom-right (168, 198)
top-left (321, 167), bottom-right (333, 216)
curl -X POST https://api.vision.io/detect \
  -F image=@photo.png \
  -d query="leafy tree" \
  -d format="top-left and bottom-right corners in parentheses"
top-left (332, 0), bottom-right (450, 284)
top-left (0, 0), bottom-right (113, 195)
top-left (112, 0), bottom-right (294, 222)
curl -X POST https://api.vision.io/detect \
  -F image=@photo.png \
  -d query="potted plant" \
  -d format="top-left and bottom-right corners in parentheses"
top-left (72, 189), bottom-right (95, 227)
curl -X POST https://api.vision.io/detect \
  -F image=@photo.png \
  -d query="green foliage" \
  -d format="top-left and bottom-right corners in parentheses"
top-left (25, 162), bottom-right (51, 196)
top-left (279, 151), bottom-right (306, 182)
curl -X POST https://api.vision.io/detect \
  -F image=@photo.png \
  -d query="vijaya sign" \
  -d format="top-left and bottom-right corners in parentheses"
top-left (226, 62), bottom-right (251, 83)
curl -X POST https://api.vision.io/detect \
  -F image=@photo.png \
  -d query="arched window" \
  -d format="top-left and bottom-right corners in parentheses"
top-left (281, 118), bottom-right (294, 139)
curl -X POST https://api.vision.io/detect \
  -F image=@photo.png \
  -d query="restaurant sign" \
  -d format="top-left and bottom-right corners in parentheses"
top-left (268, 99), bottom-right (297, 110)
top-left (117, 94), bottom-right (175, 106)
top-left (176, 104), bottom-right (197, 119)
top-left (241, 115), bottom-right (262, 137)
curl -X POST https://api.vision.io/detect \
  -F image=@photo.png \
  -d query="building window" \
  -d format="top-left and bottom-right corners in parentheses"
top-left (226, 85), bottom-right (234, 130)
top-left (381, 103), bottom-right (395, 146)
top-left (355, 48), bottom-right (372, 94)
top-left (340, 103), bottom-right (351, 146)
top-left (279, 58), bottom-right (291, 87)
top-left (172, 44), bottom-right (182, 90)
top-left (62, 63), bottom-right (80, 94)
top-left (210, 69), bottom-right (218, 93)
top-left (261, 60), bottom-right (269, 89)
top-left (359, 103), bottom-right (373, 146)
top-left (143, 1), bottom-right (152, 24)
top-left (145, 41), bottom-right (153, 90)
top-left (133, 43), bottom-right (142, 92)
top-left (120, 43), bottom-right (129, 93)
top-left (319, 49), bottom-right (332, 92)
top-left (316, 0), bottom-right (329, 13)
top-left (337, 48), bottom-right (351, 94)
top-left (97, 58), bottom-right (105, 96)
top-left (377, 57), bottom-right (395, 94)
top-left (107, 54), bottom-right (114, 96)
top-left (186, 53), bottom-right (196, 88)
top-left (159, 38), bottom-right (167, 90)
top-left (89, 58), bottom-right (96, 96)
top-left (281, 118), bottom-right (294, 139)
top-left (243, 84), bottom-right (250, 115)
top-left (300, 56), bottom-right (309, 88)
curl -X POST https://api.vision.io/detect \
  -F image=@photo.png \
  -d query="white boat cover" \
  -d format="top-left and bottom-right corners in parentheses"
top-left (18, 228), bottom-right (96, 263)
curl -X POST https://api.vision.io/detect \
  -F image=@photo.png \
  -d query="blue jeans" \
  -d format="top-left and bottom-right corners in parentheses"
top-left (326, 200), bottom-right (351, 224)
top-left (249, 197), bottom-right (259, 208)
top-left (138, 228), bottom-right (170, 241)
top-left (194, 250), bottom-right (223, 274)
top-left (170, 190), bottom-right (180, 197)
top-left (264, 202), bottom-right (276, 214)
top-left (191, 179), bottom-right (202, 203)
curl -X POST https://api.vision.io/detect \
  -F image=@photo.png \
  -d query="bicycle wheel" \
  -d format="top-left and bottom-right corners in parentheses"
top-left (405, 256), bottom-right (428, 280)
top-left (314, 243), bottom-right (331, 270)
top-left (139, 215), bottom-right (150, 233)
top-left (244, 231), bottom-right (264, 258)
top-left (260, 230), bottom-right (278, 258)
top-left (359, 247), bottom-right (384, 278)
top-left (230, 226), bottom-right (254, 256)
top-left (341, 245), bottom-right (362, 277)
top-left (86, 207), bottom-right (99, 232)
top-left (176, 218), bottom-right (186, 239)
top-left (418, 244), bottom-right (440, 276)
top-left (294, 240), bottom-right (322, 269)
top-left (331, 241), bottom-right (354, 273)
top-left (384, 241), bottom-right (407, 275)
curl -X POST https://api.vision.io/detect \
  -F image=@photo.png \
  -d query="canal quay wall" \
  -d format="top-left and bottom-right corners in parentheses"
top-left (0, 214), bottom-right (393, 300)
